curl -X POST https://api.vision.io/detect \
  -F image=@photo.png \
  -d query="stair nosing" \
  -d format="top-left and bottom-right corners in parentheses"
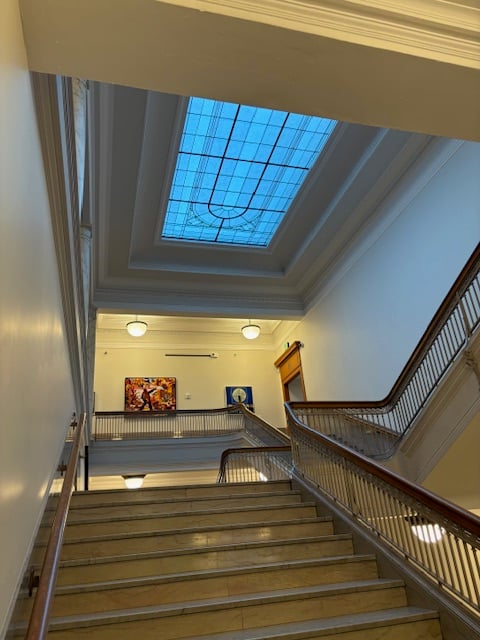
top-left (14, 605), bottom-right (437, 634)
top-left (51, 533), bottom-right (353, 570)
top-left (49, 490), bottom-right (303, 513)
top-left (66, 480), bottom-right (292, 499)
top-left (39, 516), bottom-right (332, 547)
top-left (157, 607), bottom-right (440, 640)
top-left (48, 553), bottom-right (379, 595)
top-left (40, 502), bottom-right (317, 529)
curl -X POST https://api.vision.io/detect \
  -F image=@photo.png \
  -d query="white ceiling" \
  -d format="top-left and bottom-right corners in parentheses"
top-left (18, 0), bottom-right (479, 331)
top-left (90, 82), bottom-right (433, 322)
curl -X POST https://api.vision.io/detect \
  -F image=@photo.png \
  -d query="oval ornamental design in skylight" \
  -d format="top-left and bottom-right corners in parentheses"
top-left (161, 98), bottom-right (336, 247)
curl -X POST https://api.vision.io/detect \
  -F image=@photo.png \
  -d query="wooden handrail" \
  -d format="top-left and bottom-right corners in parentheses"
top-left (219, 445), bottom-right (291, 470)
top-left (26, 413), bottom-right (86, 640)
top-left (285, 404), bottom-right (480, 536)
top-left (290, 241), bottom-right (480, 411)
top-left (232, 403), bottom-right (291, 444)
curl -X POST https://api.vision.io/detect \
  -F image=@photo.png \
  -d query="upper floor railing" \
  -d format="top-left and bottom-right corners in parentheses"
top-left (285, 405), bottom-right (480, 618)
top-left (289, 242), bottom-right (480, 457)
top-left (93, 404), bottom-right (289, 446)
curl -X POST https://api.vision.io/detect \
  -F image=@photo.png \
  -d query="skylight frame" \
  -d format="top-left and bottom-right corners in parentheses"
top-left (161, 97), bottom-right (337, 248)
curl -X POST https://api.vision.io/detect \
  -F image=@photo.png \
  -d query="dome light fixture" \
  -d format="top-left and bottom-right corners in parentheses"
top-left (126, 316), bottom-right (148, 337)
top-left (241, 321), bottom-right (260, 340)
top-left (122, 474), bottom-right (146, 490)
top-left (405, 515), bottom-right (445, 543)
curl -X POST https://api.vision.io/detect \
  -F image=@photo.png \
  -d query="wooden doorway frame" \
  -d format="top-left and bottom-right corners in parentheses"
top-left (274, 341), bottom-right (306, 402)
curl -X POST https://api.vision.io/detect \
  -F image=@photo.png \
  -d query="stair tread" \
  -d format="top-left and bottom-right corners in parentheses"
top-left (56, 490), bottom-right (302, 512)
top-left (42, 502), bottom-right (316, 528)
top-left (68, 480), bottom-right (292, 499)
top-left (16, 579), bottom-right (406, 631)
top-left (47, 553), bottom-right (379, 596)
top-left (43, 516), bottom-right (332, 547)
top-left (174, 607), bottom-right (440, 640)
top-left (52, 533), bottom-right (353, 569)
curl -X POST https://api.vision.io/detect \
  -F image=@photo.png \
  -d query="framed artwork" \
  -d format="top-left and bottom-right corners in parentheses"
top-left (226, 386), bottom-right (254, 410)
top-left (125, 377), bottom-right (176, 412)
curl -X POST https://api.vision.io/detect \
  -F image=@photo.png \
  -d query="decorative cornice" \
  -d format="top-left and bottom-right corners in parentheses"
top-left (166, 0), bottom-right (480, 67)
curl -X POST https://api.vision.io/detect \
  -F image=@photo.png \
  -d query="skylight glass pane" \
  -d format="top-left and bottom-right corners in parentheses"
top-left (162, 98), bottom-right (336, 247)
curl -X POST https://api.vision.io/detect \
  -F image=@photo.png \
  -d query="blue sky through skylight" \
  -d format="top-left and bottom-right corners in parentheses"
top-left (161, 98), bottom-right (336, 247)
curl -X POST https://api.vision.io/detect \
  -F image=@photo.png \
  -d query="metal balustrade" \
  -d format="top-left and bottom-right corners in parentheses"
top-left (286, 407), bottom-right (480, 616)
top-left (289, 243), bottom-right (480, 457)
top-left (93, 408), bottom-right (244, 440)
top-left (92, 404), bottom-right (289, 445)
top-left (217, 446), bottom-right (293, 483)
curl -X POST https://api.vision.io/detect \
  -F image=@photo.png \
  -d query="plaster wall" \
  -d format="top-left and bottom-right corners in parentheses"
top-left (94, 347), bottom-right (286, 427)
top-left (0, 2), bottom-right (75, 634)
top-left (279, 139), bottom-right (480, 401)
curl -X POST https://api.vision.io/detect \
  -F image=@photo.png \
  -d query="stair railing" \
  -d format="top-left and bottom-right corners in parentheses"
top-left (289, 242), bottom-right (480, 457)
top-left (235, 403), bottom-right (290, 447)
top-left (217, 405), bottom-right (291, 482)
top-left (93, 404), bottom-right (289, 444)
top-left (286, 404), bottom-right (480, 615)
top-left (26, 413), bottom-right (87, 640)
top-left (217, 446), bottom-right (292, 483)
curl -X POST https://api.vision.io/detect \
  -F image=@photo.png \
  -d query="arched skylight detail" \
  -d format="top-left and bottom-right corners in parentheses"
top-left (161, 98), bottom-right (336, 247)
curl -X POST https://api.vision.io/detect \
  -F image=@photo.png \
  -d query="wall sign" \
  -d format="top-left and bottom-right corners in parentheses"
top-left (226, 386), bottom-right (254, 409)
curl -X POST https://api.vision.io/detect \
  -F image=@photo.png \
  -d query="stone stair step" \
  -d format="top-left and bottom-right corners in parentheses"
top-left (147, 607), bottom-right (442, 640)
top-left (15, 581), bottom-right (412, 639)
top-left (31, 516), bottom-right (334, 563)
top-left (14, 555), bottom-right (379, 621)
top-left (62, 480), bottom-right (293, 507)
top-left (59, 491), bottom-right (303, 523)
top-left (18, 481), bottom-right (443, 640)
top-left (53, 534), bottom-right (355, 586)
top-left (37, 503), bottom-right (318, 543)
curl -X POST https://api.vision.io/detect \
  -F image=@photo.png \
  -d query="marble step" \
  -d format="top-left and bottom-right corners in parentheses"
top-left (37, 502), bottom-right (318, 543)
top-left (15, 555), bottom-right (379, 620)
top-left (31, 516), bottom-right (334, 563)
top-left (58, 491), bottom-right (304, 523)
top-left (100, 608), bottom-right (441, 640)
top-left (59, 480), bottom-right (294, 508)
top-left (53, 534), bottom-right (355, 586)
top-left (17, 580), bottom-right (412, 639)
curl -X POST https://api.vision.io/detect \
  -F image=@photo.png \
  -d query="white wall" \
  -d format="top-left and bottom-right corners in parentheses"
top-left (0, 2), bottom-right (75, 634)
top-left (94, 347), bottom-right (286, 427)
top-left (280, 139), bottom-right (480, 401)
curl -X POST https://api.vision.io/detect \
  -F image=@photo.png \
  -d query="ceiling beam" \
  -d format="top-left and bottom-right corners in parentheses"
top-left (20, 0), bottom-right (480, 140)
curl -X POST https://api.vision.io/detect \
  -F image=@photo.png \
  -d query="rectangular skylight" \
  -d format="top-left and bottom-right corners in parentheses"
top-left (161, 98), bottom-right (336, 247)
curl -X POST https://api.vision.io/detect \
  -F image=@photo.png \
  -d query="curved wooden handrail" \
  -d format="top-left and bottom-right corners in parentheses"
top-left (285, 404), bottom-right (480, 535)
top-left (290, 241), bottom-right (480, 412)
top-left (218, 445), bottom-right (292, 483)
top-left (219, 445), bottom-right (291, 470)
top-left (26, 413), bottom-right (86, 640)
top-left (232, 403), bottom-right (291, 444)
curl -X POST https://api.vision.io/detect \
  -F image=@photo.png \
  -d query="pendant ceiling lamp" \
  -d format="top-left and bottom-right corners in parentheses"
top-left (122, 474), bottom-right (146, 489)
top-left (126, 316), bottom-right (148, 337)
top-left (241, 321), bottom-right (260, 340)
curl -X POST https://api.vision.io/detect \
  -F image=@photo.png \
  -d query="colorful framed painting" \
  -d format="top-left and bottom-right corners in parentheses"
top-left (125, 377), bottom-right (176, 412)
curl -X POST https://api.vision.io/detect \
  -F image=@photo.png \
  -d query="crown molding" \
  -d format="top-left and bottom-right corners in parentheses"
top-left (165, 0), bottom-right (480, 68)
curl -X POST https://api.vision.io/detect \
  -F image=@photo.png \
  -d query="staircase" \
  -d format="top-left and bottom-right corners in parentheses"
top-left (12, 481), bottom-right (443, 639)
